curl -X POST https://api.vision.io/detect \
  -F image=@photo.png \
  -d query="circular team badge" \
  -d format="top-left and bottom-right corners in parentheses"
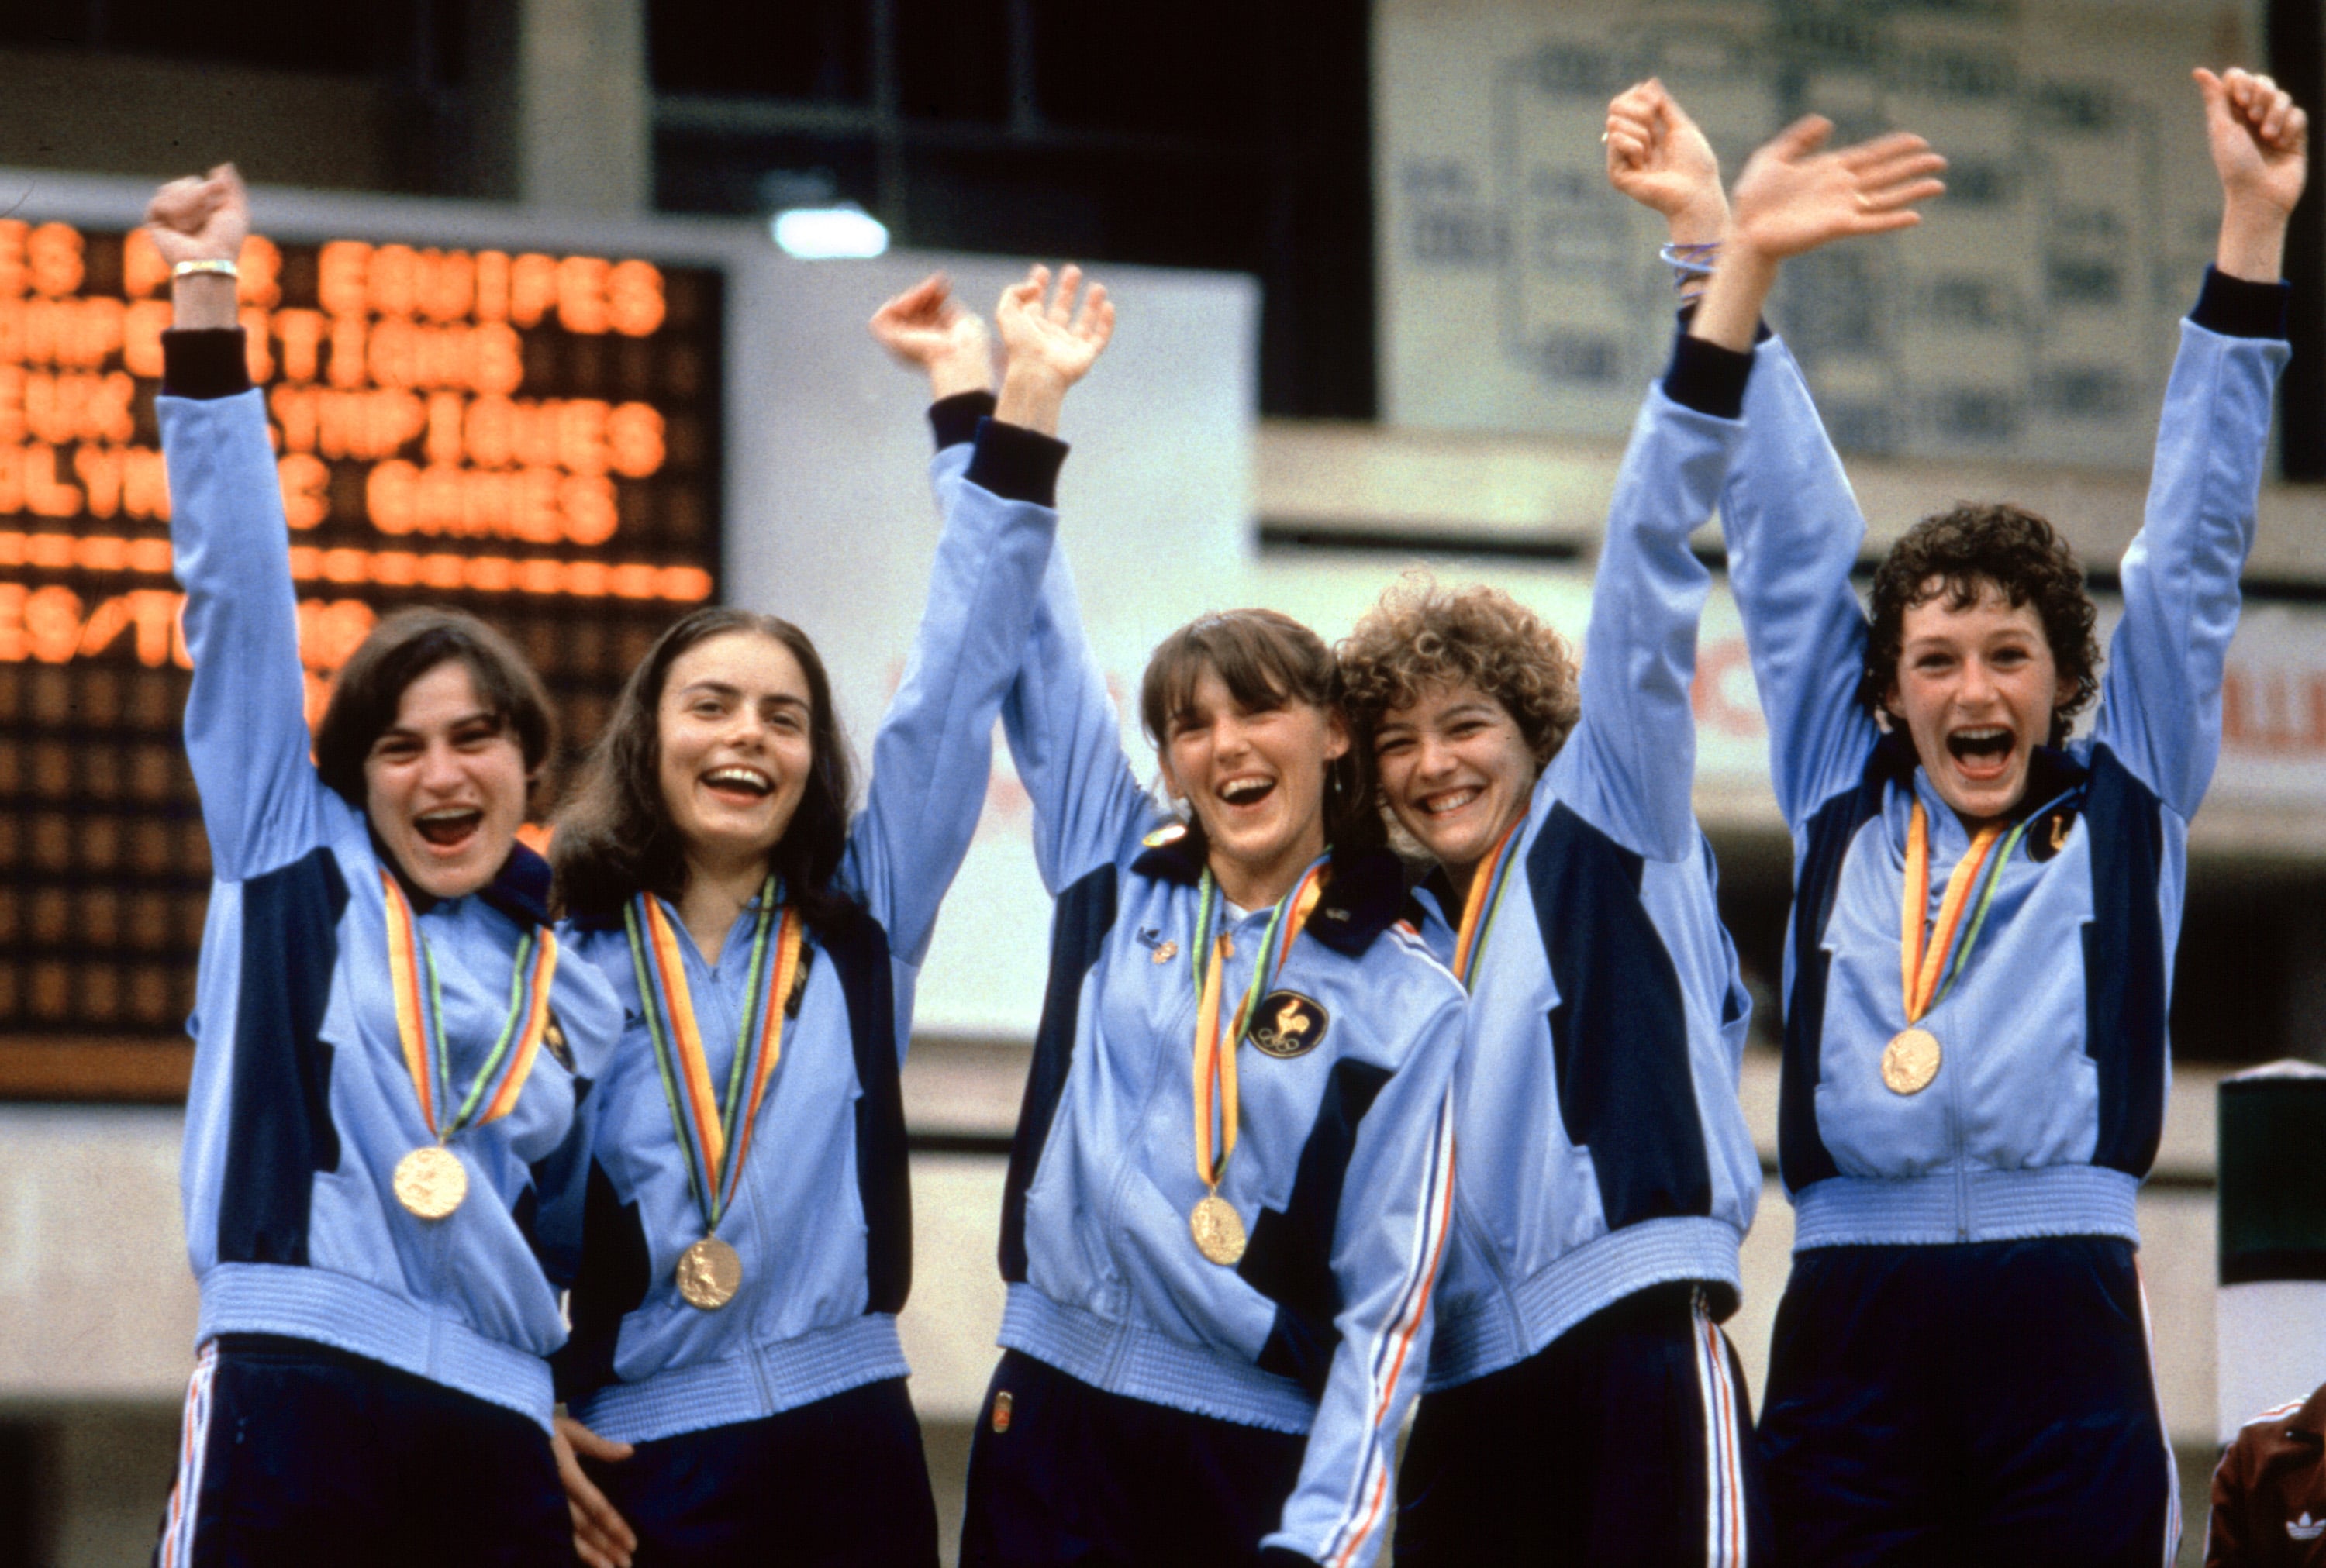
top-left (1246, 991), bottom-right (1328, 1059)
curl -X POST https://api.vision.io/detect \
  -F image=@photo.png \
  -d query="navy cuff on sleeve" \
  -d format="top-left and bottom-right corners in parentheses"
top-left (966, 417), bottom-right (1069, 508)
top-left (2192, 265), bottom-right (2290, 339)
top-left (1662, 330), bottom-right (1755, 420)
top-left (160, 329), bottom-right (253, 399)
top-left (928, 390), bottom-right (998, 453)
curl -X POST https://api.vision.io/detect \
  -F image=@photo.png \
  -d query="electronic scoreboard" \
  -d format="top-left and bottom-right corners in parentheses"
top-left (0, 218), bottom-right (723, 1096)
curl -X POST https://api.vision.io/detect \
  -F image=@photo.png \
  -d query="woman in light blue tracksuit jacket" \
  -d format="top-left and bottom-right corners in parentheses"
top-left (1713, 69), bottom-right (2304, 1566)
top-left (147, 166), bottom-right (623, 1566)
top-left (538, 272), bottom-right (1089, 1568)
top-left (948, 297), bottom-right (1465, 1568)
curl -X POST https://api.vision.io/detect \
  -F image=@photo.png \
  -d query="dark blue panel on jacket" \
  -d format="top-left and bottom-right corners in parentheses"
top-left (552, 1158), bottom-right (651, 1405)
top-left (1000, 863), bottom-right (1117, 1283)
top-left (2080, 744), bottom-right (2168, 1177)
top-left (1240, 1056), bottom-right (1391, 1397)
top-left (823, 902), bottom-right (912, 1313)
top-left (1781, 747), bottom-right (1904, 1193)
top-left (216, 846), bottom-right (349, 1266)
top-left (1531, 803), bottom-right (1712, 1229)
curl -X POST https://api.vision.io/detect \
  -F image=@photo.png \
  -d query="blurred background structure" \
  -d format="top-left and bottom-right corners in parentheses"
top-left (0, 1), bottom-right (2323, 1563)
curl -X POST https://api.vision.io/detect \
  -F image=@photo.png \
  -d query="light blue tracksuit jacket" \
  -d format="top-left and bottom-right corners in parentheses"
top-left (554, 420), bottom-right (1058, 1443)
top-left (164, 353), bottom-right (623, 1429)
top-left (1720, 271), bottom-right (2288, 1248)
top-left (1408, 372), bottom-right (1762, 1389)
top-left (988, 429), bottom-right (1465, 1568)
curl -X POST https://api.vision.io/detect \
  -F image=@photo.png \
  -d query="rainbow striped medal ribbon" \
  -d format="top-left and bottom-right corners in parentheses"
top-left (1882, 801), bottom-right (2034, 1095)
top-left (1451, 814), bottom-right (1525, 991)
top-left (380, 872), bottom-right (562, 1221)
top-left (1188, 856), bottom-right (1328, 1266)
top-left (624, 877), bottom-right (805, 1311)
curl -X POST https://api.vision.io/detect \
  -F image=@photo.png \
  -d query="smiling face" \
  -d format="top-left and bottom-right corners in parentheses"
top-left (654, 630), bottom-right (816, 880)
top-left (1372, 681), bottom-right (1538, 887)
top-left (1886, 578), bottom-right (2077, 823)
top-left (364, 659), bottom-right (533, 899)
top-left (1158, 665), bottom-right (1348, 908)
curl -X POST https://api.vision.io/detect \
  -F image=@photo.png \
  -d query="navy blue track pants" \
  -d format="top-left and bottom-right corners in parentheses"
top-left (1757, 1236), bottom-right (2177, 1567)
top-left (579, 1376), bottom-right (938, 1567)
top-left (154, 1333), bottom-right (570, 1568)
top-left (959, 1349), bottom-right (1317, 1568)
top-left (1394, 1283), bottom-right (1766, 1566)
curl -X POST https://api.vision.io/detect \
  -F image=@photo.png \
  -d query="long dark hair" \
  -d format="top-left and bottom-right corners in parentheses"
top-left (1137, 608), bottom-right (1385, 860)
top-left (552, 607), bottom-right (858, 925)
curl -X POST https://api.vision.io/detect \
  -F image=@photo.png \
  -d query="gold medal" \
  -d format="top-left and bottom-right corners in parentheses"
top-left (393, 1145), bottom-right (468, 1219)
top-left (1881, 1028), bottom-right (1941, 1096)
top-left (380, 874), bottom-right (559, 1224)
top-left (1882, 805), bottom-right (2032, 1100)
top-left (675, 1235), bottom-right (744, 1310)
top-left (1189, 1193), bottom-right (1247, 1266)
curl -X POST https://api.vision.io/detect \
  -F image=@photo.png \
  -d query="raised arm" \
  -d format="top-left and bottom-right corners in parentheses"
top-left (844, 270), bottom-right (1106, 968)
top-left (2094, 67), bottom-right (2300, 816)
top-left (151, 164), bottom-right (327, 881)
top-left (1265, 985), bottom-right (1463, 1568)
top-left (988, 271), bottom-right (1164, 896)
top-left (1670, 117), bottom-right (1944, 827)
top-left (1542, 344), bottom-right (1750, 863)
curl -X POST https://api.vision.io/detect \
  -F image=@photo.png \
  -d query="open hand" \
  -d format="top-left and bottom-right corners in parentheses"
top-left (2197, 67), bottom-right (2307, 222)
top-left (993, 263), bottom-right (1115, 436)
top-left (144, 164), bottom-right (248, 267)
top-left (551, 1415), bottom-right (637, 1568)
top-left (1727, 116), bottom-right (1946, 263)
top-left (1605, 79), bottom-right (1725, 243)
top-left (869, 273), bottom-right (994, 398)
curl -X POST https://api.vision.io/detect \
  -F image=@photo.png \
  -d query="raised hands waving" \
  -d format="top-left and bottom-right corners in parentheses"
top-left (869, 272), bottom-right (996, 400)
top-left (994, 263), bottom-right (1115, 436)
top-left (1691, 116), bottom-right (1945, 350)
top-left (1604, 79), bottom-right (1727, 246)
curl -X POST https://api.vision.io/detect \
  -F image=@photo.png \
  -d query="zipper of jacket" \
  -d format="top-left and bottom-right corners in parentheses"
top-left (1938, 782), bottom-right (2076, 1239)
top-left (1096, 897), bottom-right (1207, 1316)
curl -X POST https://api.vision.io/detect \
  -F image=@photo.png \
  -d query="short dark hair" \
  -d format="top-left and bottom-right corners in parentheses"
top-left (313, 608), bottom-right (555, 806)
top-left (1137, 608), bottom-right (1385, 857)
top-left (1860, 501), bottom-right (2100, 748)
top-left (551, 607), bottom-right (858, 924)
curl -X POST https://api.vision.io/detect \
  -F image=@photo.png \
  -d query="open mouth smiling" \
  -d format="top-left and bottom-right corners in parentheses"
top-left (1945, 725), bottom-right (2014, 774)
top-left (1218, 775), bottom-right (1277, 810)
top-left (702, 766), bottom-right (774, 801)
top-left (1420, 786), bottom-right (1482, 817)
top-left (413, 806), bottom-right (483, 849)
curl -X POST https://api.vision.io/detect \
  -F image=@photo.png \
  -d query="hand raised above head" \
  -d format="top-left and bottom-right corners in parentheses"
top-left (995, 264), bottom-right (1115, 391)
top-left (1725, 116), bottom-right (1946, 264)
top-left (2197, 66), bottom-right (2308, 219)
top-left (871, 271), bottom-right (995, 399)
top-left (1605, 78), bottom-right (1725, 243)
top-left (144, 163), bottom-right (248, 267)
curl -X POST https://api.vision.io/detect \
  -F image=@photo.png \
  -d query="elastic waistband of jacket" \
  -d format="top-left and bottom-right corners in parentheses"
top-left (574, 1314), bottom-right (909, 1446)
top-left (1789, 1163), bottom-right (2142, 1252)
top-left (1424, 1215), bottom-right (1744, 1392)
top-left (198, 1262), bottom-right (554, 1428)
top-left (998, 1285), bottom-right (1317, 1435)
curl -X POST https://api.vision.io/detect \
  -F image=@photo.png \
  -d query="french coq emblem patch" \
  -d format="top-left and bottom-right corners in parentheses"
top-left (1247, 991), bottom-right (1328, 1058)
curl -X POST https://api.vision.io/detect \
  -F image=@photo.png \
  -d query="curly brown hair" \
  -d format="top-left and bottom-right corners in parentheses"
top-left (1336, 576), bottom-right (1581, 767)
top-left (1860, 502), bottom-right (2100, 747)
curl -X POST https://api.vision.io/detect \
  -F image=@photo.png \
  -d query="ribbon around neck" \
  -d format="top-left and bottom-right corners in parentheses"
top-left (1192, 857), bottom-right (1328, 1194)
top-left (381, 870), bottom-right (561, 1144)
